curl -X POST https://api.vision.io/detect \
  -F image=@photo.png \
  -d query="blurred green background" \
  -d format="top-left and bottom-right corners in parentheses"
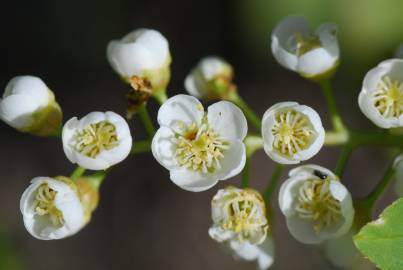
top-left (1, 0), bottom-right (403, 269)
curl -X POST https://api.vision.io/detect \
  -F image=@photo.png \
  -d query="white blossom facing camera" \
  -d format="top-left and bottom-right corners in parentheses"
top-left (261, 102), bottom-right (325, 164)
top-left (271, 16), bottom-right (339, 80)
top-left (151, 95), bottom-right (247, 192)
top-left (0, 76), bottom-right (62, 136)
top-left (62, 111), bottom-right (132, 170)
top-left (208, 187), bottom-right (272, 269)
top-left (20, 176), bottom-right (85, 240)
top-left (358, 59), bottom-right (403, 128)
top-left (107, 28), bottom-right (171, 93)
top-left (279, 165), bottom-right (354, 244)
top-left (185, 56), bottom-right (234, 100)
top-left (209, 186), bottom-right (268, 245)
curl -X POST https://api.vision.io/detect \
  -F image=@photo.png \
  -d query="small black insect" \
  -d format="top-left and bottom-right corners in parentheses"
top-left (313, 170), bottom-right (328, 179)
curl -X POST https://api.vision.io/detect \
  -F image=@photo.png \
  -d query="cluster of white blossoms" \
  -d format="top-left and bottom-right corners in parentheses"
top-left (208, 186), bottom-right (273, 270)
top-left (5, 16), bottom-right (403, 269)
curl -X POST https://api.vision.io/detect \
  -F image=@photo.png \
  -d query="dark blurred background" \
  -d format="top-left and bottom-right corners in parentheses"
top-left (1, 0), bottom-right (403, 269)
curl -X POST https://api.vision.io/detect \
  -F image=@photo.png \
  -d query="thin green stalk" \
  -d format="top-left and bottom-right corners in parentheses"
top-left (70, 166), bottom-right (86, 181)
top-left (263, 164), bottom-right (285, 203)
top-left (319, 80), bottom-right (345, 132)
top-left (335, 144), bottom-right (353, 177)
top-left (131, 139), bottom-right (152, 154)
top-left (244, 135), bottom-right (264, 157)
top-left (153, 89), bottom-right (168, 105)
top-left (241, 158), bottom-right (251, 188)
top-left (229, 92), bottom-right (261, 130)
top-left (364, 161), bottom-right (396, 210)
top-left (137, 104), bottom-right (156, 138)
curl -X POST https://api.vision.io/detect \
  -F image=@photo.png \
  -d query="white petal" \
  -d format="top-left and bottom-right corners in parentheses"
top-left (215, 140), bottom-right (246, 181)
top-left (207, 101), bottom-right (248, 141)
top-left (278, 175), bottom-right (306, 216)
top-left (0, 95), bottom-right (37, 129)
top-left (151, 126), bottom-right (178, 170)
top-left (184, 71), bottom-right (206, 99)
top-left (329, 181), bottom-right (354, 238)
top-left (4, 76), bottom-right (49, 107)
top-left (199, 57), bottom-right (228, 80)
top-left (297, 47), bottom-right (337, 76)
top-left (316, 23), bottom-right (339, 59)
top-left (271, 16), bottom-right (310, 71)
top-left (208, 225), bottom-right (234, 242)
top-left (285, 214), bottom-right (324, 244)
top-left (62, 117), bottom-right (80, 164)
top-left (169, 168), bottom-right (218, 192)
top-left (157, 94), bottom-right (204, 131)
top-left (289, 164), bottom-right (336, 180)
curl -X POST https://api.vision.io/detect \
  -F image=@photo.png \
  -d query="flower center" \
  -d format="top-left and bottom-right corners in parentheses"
top-left (372, 76), bottom-right (403, 118)
top-left (295, 179), bottom-right (341, 233)
top-left (222, 191), bottom-right (267, 242)
top-left (73, 121), bottom-right (119, 158)
top-left (288, 32), bottom-right (322, 56)
top-left (271, 110), bottom-right (315, 157)
top-left (34, 184), bottom-right (64, 226)
top-left (175, 121), bottom-right (229, 173)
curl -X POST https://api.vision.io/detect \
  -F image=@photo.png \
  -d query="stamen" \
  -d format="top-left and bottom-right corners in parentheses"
top-left (34, 184), bottom-right (64, 226)
top-left (72, 121), bottom-right (119, 158)
top-left (295, 179), bottom-right (341, 233)
top-left (271, 110), bottom-right (315, 157)
top-left (175, 118), bottom-right (229, 173)
top-left (372, 76), bottom-right (403, 118)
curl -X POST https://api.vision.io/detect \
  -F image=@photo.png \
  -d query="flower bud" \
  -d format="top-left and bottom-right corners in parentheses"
top-left (0, 76), bottom-right (62, 136)
top-left (62, 111), bottom-right (132, 170)
top-left (107, 29), bottom-right (171, 95)
top-left (261, 102), bottom-right (325, 164)
top-left (185, 57), bottom-right (235, 100)
top-left (20, 176), bottom-right (85, 240)
top-left (279, 165), bottom-right (354, 244)
top-left (209, 186), bottom-right (268, 245)
top-left (75, 178), bottom-right (100, 222)
top-left (271, 16), bottom-right (339, 81)
top-left (358, 59), bottom-right (403, 128)
top-left (151, 95), bottom-right (247, 192)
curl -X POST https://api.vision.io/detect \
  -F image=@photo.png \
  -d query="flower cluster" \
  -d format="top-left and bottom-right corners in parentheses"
top-left (3, 14), bottom-right (403, 270)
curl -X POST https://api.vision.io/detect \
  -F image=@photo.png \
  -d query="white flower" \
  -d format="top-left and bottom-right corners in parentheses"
top-left (208, 187), bottom-right (272, 269)
top-left (395, 44), bottom-right (403, 58)
top-left (0, 75), bottom-right (62, 136)
top-left (209, 186), bottom-right (268, 245)
top-left (20, 176), bottom-right (85, 240)
top-left (271, 16), bottom-right (339, 80)
top-left (185, 56), bottom-right (234, 100)
top-left (279, 165), bottom-right (354, 244)
top-left (261, 102), bottom-right (325, 164)
top-left (107, 28), bottom-right (171, 92)
top-left (358, 59), bottom-right (403, 128)
top-left (62, 111), bottom-right (132, 170)
top-left (152, 95), bottom-right (247, 192)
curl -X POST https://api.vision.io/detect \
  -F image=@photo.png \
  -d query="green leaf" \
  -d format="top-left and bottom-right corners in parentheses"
top-left (354, 198), bottom-right (403, 270)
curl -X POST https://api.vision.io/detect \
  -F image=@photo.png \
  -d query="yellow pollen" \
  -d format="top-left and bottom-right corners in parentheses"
top-left (34, 184), bottom-right (64, 226)
top-left (271, 110), bottom-right (315, 157)
top-left (175, 121), bottom-right (229, 173)
top-left (73, 121), bottom-right (119, 158)
top-left (295, 179), bottom-right (342, 233)
top-left (372, 76), bottom-right (403, 118)
top-left (221, 190), bottom-right (267, 242)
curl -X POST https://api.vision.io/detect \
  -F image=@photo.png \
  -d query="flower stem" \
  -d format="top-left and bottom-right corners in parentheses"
top-left (263, 164), bottom-right (285, 203)
top-left (70, 166), bottom-right (86, 181)
top-left (137, 104), bottom-right (156, 138)
top-left (229, 92), bottom-right (262, 130)
top-left (244, 135), bottom-right (264, 157)
top-left (335, 144), bottom-right (353, 177)
top-left (153, 89), bottom-right (168, 105)
top-left (319, 80), bottom-right (345, 132)
top-left (131, 139), bottom-right (152, 154)
top-left (241, 158), bottom-right (251, 188)
top-left (364, 160), bottom-right (396, 210)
